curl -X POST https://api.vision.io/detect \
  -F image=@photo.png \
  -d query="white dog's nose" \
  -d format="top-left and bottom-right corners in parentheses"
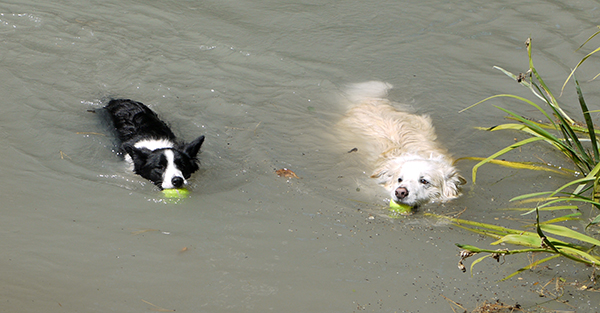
top-left (395, 187), bottom-right (409, 199)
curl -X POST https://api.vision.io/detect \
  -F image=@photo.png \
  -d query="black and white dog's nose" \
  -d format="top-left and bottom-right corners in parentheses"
top-left (172, 176), bottom-right (184, 188)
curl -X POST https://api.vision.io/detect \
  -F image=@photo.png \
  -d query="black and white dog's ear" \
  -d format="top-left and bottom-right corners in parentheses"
top-left (123, 144), bottom-right (150, 162)
top-left (184, 135), bottom-right (205, 158)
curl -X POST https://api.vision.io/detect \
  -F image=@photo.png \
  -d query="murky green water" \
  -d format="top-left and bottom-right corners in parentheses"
top-left (1, 0), bottom-right (600, 311)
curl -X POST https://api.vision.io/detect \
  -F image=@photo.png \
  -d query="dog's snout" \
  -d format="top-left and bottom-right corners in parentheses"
top-left (172, 176), bottom-right (184, 188)
top-left (395, 187), bottom-right (409, 199)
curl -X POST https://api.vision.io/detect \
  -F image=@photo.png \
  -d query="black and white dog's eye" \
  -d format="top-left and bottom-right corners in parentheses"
top-left (398, 178), bottom-right (403, 183)
top-left (419, 178), bottom-right (429, 185)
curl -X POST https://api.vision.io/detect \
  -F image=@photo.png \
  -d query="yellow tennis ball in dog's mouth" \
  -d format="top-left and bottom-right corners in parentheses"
top-left (389, 199), bottom-right (412, 215)
top-left (162, 188), bottom-right (190, 199)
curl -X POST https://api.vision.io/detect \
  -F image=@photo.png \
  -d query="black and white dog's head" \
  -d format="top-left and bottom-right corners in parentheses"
top-left (123, 137), bottom-right (205, 189)
top-left (104, 98), bottom-right (206, 190)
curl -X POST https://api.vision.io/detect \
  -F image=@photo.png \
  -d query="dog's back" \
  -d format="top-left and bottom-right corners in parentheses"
top-left (341, 82), bottom-right (442, 158)
top-left (105, 99), bottom-right (176, 144)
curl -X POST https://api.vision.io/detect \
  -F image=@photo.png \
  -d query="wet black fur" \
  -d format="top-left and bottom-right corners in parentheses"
top-left (104, 99), bottom-right (205, 188)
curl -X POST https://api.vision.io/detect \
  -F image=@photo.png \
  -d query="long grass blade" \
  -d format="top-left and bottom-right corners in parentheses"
top-left (460, 93), bottom-right (553, 122)
top-left (510, 191), bottom-right (555, 202)
top-left (539, 224), bottom-right (600, 246)
top-left (451, 225), bottom-right (507, 239)
top-left (518, 197), bottom-right (597, 215)
top-left (503, 206), bottom-right (579, 212)
top-left (493, 66), bottom-right (555, 121)
top-left (588, 214), bottom-right (600, 229)
top-left (472, 136), bottom-right (545, 183)
top-left (573, 161), bottom-right (600, 195)
top-left (562, 45), bottom-right (600, 95)
top-left (500, 254), bottom-right (561, 281)
top-left (486, 123), bottom-right (532, 131)
top-left (456, 243), bottom-right (550, 254)
top-left (530, 78), bottom-right (575, 126)
top-left (532, 81), bottom-right (580, 153)
top-left (495, 106), bottom-right (590, 170)
top-left (426, 214), bottom-right (525, 234)
top-left (538, 197), bottom-right (600, 208)
top-left (457, 157), bottom-right (569, 176)
top-left (548, 176), bottom-right (595, 197)
top-left (558, 121), bottom-right (594, 171)
top-left (575, 27), bottom-right (600, 51)
top-left (486, 123), bottom-right (565, 143)
top-left (493, 106), bottom-right (567, 148)
top-left (574, 77), bottom-right (599, 162)
top-left (503, 118), bottom-right (554, 130)
top-left (505, 115), bottom-right (598, 135)
top-left (490, 233), bottom-right (541, 247)
top-left (526, 39), bottom-right (575, 124)
top-left (540, 213), bottom-right (582, 224)
top-left (556, 245), bottom-right (600, 264)
top-left (497, 89), bottom-right (589, 170)
top-left (470, 255), bottom-right (491, 277)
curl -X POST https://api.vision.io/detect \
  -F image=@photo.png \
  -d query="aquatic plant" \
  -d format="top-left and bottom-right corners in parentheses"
top-left (456, 34), bottom-right (600, 278)
top-left (430, 210), bottom-right (600, 279)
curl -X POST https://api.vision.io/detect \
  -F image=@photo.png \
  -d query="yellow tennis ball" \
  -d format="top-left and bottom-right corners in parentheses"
top-left (162, 188), bottom-right (190, 198)
top-left (389, 199), bottom-right (412, 214)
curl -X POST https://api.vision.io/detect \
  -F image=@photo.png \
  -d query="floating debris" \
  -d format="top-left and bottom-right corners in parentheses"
top-left (472, 300), bottom-right (522, 313)
top-left (276, 168), bottom-right (299, 179)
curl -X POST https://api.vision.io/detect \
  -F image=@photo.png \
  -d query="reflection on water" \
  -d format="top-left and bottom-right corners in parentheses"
top-left (1, 0), bottom-right (599, 312)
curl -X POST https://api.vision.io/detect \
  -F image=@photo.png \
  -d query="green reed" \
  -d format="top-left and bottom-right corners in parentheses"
top-left (456, 34), bottom-right (600, 279)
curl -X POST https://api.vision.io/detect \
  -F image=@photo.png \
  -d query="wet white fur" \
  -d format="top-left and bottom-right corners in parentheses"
top-left (124, 139), bottom-right (186, 189)
top-left (134, 139), bottom-right (174, 151)
top-left (340, 81), bottom-right (465, 206)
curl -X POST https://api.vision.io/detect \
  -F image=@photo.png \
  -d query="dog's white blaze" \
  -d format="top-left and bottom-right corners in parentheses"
top-left (395, 163), bottom-right (423, 203)
top-left (161, 149), bottom-right (186, 189)
top-left (124, 139), bottom-right (175, 167)
top-left (134, 139), bottom-right (174, 150)
top-left (122, 139), bottom-right (186, 189)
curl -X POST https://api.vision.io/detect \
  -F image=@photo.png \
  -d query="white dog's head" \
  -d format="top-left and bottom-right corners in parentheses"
top-left (371, 156), bottom-right (466, 207)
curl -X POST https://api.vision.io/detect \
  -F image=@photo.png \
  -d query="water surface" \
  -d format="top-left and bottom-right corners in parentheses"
top-left (1, 0), bottom-right (600, 312)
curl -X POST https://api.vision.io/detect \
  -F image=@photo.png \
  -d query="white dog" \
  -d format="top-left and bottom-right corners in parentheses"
top-left (339, 81), bottom-right (465, 207)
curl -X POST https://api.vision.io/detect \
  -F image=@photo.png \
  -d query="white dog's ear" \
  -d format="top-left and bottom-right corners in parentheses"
top-left (441, 171), bottom-right (466, 201)
top-left (370, 168), bottom-right (386, 179)
top-left (370, 165), bottom-right (390, 184)
top-left (371, 158), bottom-right (403, 184)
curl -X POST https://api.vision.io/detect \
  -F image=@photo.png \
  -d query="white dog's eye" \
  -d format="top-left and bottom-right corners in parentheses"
top-left (419, 178), bottom-right (429, 185)
top-left (397, 178), bottom-right (403, 183)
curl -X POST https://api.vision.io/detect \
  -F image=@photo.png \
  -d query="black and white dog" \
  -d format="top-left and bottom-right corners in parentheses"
top-left (104, 99), bottom-right (205, 190)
